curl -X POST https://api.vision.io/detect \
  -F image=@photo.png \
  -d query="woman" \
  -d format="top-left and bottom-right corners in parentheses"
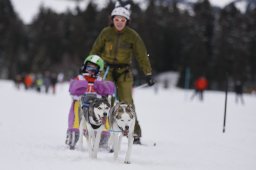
top-left (90, 2), bottom-right (154, 144)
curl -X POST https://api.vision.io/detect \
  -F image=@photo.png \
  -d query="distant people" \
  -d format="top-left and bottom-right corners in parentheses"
top-left (35, 74), bottom-right (43, 93)
top-left (191, 76), bottom-right (208, 101)
top-left (234, 80), bottom-right (244, 104)
top-left (43, 72), bottom-right (51, 93)
top-left (251, 88), bottom-right (256, 96)
top-left (50, 73), bottom-right (58, 94)
top-left (14, 74), bottom-right (23, 89)
top-left (24, 74), bottom-right (33, 90)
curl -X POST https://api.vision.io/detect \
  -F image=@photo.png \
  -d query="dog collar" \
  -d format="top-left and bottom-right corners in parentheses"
top-left (88, 116), bottom-right (102, 129)
top-left (91, 124), bottom-right (101, 129)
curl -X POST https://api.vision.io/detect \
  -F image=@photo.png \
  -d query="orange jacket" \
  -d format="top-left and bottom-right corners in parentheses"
top-left (24, 75), bottom-right (33, 87)
top-left (195, 77), bottom-right (208, 90)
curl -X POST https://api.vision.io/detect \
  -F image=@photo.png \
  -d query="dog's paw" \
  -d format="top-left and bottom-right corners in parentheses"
top-left (124, 160), bottom-right (131, 164)
top-left (69, 146), bottom-right (75, 150)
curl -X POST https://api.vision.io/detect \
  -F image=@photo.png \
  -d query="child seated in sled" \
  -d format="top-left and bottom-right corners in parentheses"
top-left (65, 55), bottom-right (115, 150)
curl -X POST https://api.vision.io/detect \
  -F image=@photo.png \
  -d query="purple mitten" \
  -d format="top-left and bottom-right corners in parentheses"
top-left (69, 79), bottom-right (88, 96)
top-left (94, 80), bottom-right (115, 96)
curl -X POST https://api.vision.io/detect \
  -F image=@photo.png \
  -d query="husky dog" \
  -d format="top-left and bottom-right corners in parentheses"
top-left (109, 102), bottom-right (136, 164)
top-left (78, 94), bottom-right (110, 158)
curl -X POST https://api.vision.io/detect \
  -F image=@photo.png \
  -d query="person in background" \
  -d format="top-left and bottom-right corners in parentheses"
top-left (89, 2), bottom-right (155, 144)
top-left (234, 80), bottom-right (244, 104)
top-left (43, 71), bottom-right (51, 93)
top-left (191, 76), bottom-right (208, 101)
top-left (14, 73), bottom-right (23, 89)
top-left (35, 74), bottom-right (43, 93)
top-left (50, 73), bottom-right (58, 94)
top-left (65, 55), bottom-right (115, 150)
top-left (24, 73), bottom-right (33, 90)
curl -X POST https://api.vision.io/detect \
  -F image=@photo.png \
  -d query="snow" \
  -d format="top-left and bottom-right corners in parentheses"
top-left (10, 0), bottom-right (236, 24)
top-left (0, 79), bottom-right (256, 170)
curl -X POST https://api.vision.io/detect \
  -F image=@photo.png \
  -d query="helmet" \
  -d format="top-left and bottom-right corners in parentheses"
top-left (111, 4), bottom-right (131, 20)
top-left (83, 55), bottom-right (104, 72)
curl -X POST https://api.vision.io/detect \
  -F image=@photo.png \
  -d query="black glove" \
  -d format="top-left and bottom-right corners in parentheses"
top-left (145, 75), bottom-right (155, 86)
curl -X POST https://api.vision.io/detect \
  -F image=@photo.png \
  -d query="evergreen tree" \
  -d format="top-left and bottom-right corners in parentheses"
top-left (1, 0), bottom-right (255, 91)
top-left (29, 6), bottom-right (63, 72)
top-left (0, 0), bottom-right (25, 78)
top-left (245, 4), bottom-right (256, 82)
top-left (213, 3), bottom-right (250, 89)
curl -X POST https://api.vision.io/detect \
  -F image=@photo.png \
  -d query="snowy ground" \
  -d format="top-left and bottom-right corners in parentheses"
top-left (0, 80), bottom-right (256, 170)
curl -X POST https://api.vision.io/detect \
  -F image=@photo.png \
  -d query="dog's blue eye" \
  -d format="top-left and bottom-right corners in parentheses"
top-left (128, 119), bottom-right (131, 122)
top-left (98, 107), bottom-right (102, 110)
top-left (121, 120), bottom-right (124, 121)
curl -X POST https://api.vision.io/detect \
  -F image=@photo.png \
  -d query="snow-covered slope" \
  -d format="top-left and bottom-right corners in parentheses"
top-left (0, 80), bottom-right (255, 170)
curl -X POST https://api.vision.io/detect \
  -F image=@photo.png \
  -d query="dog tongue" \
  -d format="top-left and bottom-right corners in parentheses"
top-left (123, 130), bottom-right (129, 136)
top-left (101, 117), bottom-right (107, 124)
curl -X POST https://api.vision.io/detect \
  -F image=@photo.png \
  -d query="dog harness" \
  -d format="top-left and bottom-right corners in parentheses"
top-left (68, 74), bottom-right (101, 131)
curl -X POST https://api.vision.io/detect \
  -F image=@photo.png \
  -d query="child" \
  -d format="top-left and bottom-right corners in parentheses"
top-left (65, 55), bottom-right (115, 150)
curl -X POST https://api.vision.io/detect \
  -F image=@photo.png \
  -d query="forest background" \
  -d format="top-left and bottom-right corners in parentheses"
top-left (1, 0), bottom-right (256, 90)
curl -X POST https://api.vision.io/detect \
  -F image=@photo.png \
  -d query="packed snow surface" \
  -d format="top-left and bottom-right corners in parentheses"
top-left (0, 80), bottom-right (256, 170)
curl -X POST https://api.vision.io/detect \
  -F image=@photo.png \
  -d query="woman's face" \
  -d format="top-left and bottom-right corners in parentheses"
top-left (113, 16), bottom-right (127, 31)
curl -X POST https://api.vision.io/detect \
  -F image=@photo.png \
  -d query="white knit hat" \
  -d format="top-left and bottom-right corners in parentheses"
top-left (111, 2), bottom-right (131, 20)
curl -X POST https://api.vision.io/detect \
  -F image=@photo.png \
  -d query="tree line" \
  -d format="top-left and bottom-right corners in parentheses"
top-left (0, 0), bottom-right (256, 90)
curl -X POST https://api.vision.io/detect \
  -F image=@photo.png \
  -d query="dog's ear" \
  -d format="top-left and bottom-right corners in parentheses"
top-left (127, 104), bottom-right (135, 112)
top-left (102, 96), bottom-right (107, 101)
top-left (116, 114), bottom-right (121, 119)
top-left (117, 106), bottom-right (124, 113)
top-left (112, 102), bottom-right (121, 113)
top-left (91, 98), bottom-right (98, 108)
top-left (127, 104), bottom-right (135, 118)
top-left (102, 96), bottom-right (111, 107)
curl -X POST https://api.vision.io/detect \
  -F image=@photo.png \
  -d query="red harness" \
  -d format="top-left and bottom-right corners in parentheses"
top-left (75, 74), bottom-right (97, 93)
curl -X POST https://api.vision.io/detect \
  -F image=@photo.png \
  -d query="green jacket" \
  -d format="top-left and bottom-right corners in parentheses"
top-left (90, 26), bottom-right (152, 75)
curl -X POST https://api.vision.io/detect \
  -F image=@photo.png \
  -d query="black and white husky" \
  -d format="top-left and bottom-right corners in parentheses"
top-left (78, 94), bottom-right (110, 158)
top-left (109, 102), bottom-right (136, 164)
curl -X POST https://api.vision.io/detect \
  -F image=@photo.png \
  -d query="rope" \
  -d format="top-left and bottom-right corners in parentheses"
top-left (109, 129), bottom-right (122, 133)
top-left (108, 124), bottom-right (124, 133)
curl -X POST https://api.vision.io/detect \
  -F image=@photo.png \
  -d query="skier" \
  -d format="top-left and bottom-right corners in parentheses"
top-left (191, 76), bottom-right (208, 101)
top-left (234, 80), bottom-right (244, 104)
top-left (89, 2), bottom-right (154, 144)
top-left (65, 55), bottom-right (115, 149)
